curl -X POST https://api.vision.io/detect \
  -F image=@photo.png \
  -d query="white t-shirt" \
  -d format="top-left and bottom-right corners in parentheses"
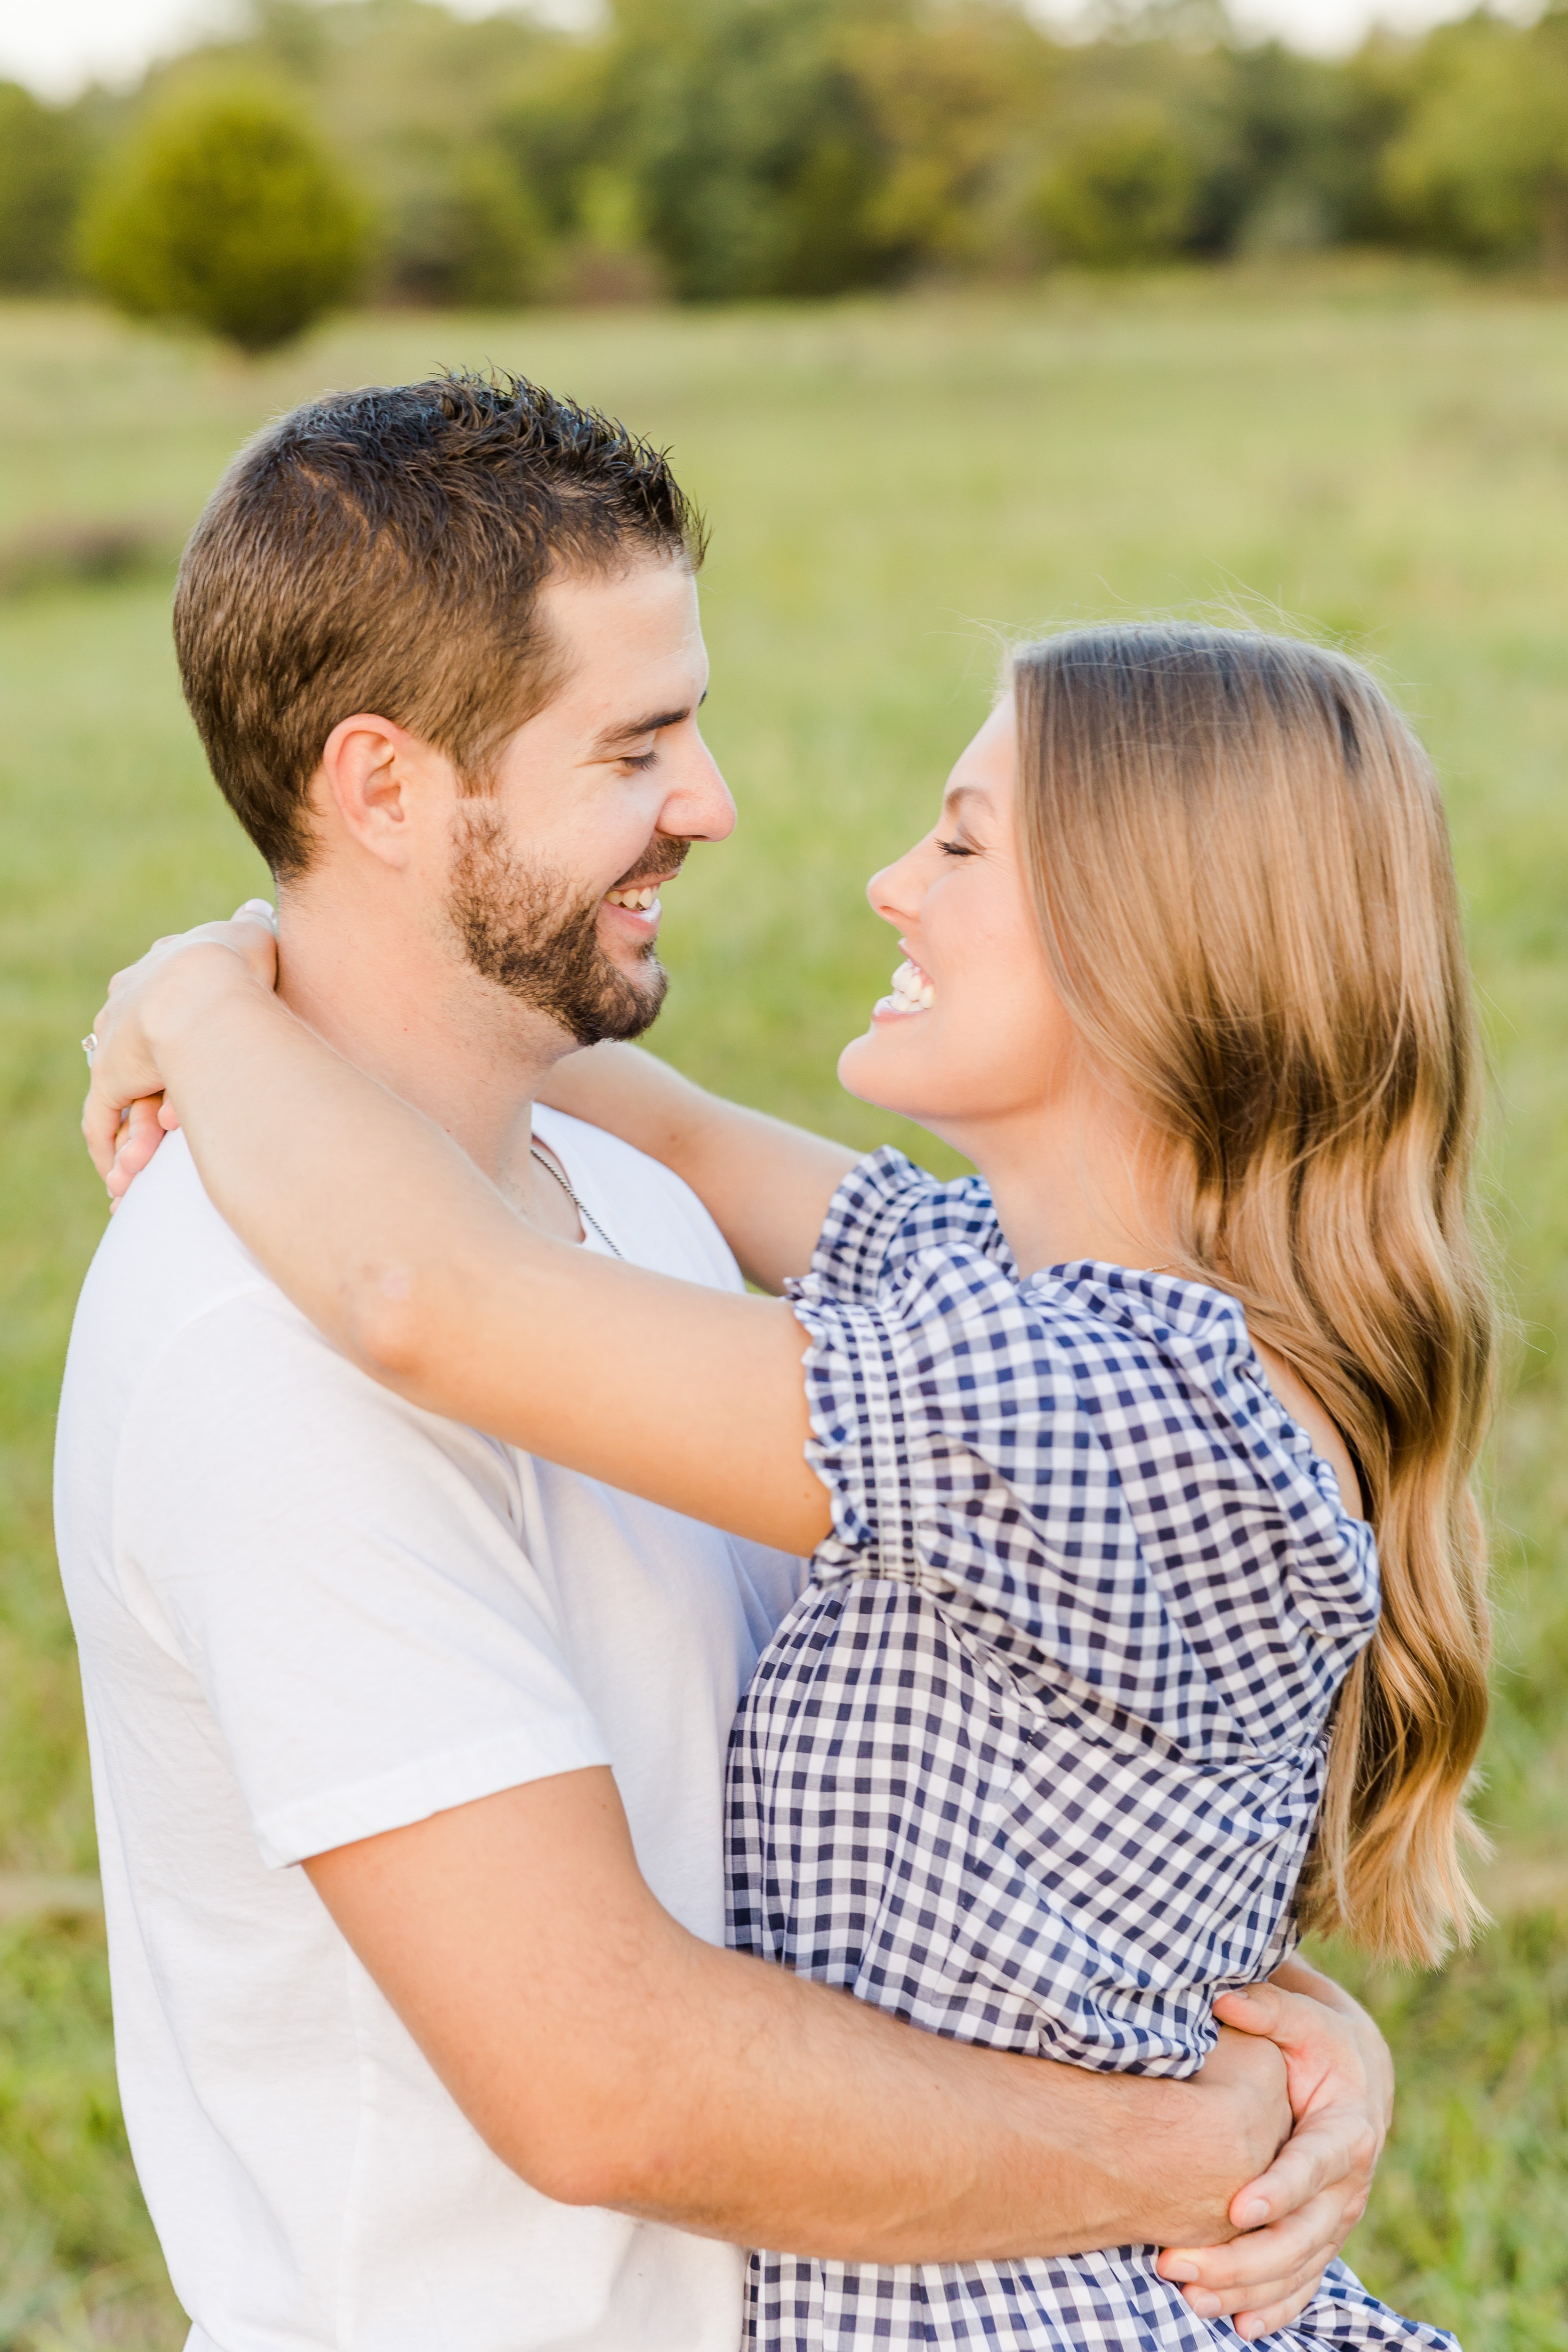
top-left (53, 1107), bottom-right (805, 2352)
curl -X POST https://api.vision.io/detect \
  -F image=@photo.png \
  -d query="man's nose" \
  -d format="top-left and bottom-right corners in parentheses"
top-left (662, 735), bottom-right (736, 845)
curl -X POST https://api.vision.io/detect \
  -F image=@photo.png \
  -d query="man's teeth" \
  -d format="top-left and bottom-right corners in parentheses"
top-left (605, 886), bottom-right (659, 910)
top-left (887, 958), bottom-right (935, 1013)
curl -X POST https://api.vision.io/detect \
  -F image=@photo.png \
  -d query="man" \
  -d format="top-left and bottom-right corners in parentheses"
top-left (61, 373), bottom-right (1384, 2352)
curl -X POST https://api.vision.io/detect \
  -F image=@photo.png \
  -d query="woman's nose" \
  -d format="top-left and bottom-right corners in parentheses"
top-left (866, 847), bottom-right (923, 927)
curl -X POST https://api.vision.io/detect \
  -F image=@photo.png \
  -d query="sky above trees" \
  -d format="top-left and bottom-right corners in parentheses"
top-left (0, 0), bottom-right (1493, 99)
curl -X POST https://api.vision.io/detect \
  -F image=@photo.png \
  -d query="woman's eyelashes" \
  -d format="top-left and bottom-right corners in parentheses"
top-left (936, 834), bottom-right (980, 859)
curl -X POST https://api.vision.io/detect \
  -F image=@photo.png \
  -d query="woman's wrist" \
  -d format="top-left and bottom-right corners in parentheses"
top-left (139, 942), bottom-right (274, 1057)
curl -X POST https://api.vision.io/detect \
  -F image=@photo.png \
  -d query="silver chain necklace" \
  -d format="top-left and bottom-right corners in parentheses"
top-left (529, 1145), bottom-right (624, 1259)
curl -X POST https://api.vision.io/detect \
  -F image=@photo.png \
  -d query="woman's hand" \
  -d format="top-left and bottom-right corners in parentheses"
top-left (1157, 1963), bottom-right (1392, 2337)
top-left (82, 901), bottom-right (279, 1200)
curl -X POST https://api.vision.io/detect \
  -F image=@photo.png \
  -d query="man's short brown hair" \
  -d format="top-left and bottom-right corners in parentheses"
top-left (173, 371), bottom-right (707, 878)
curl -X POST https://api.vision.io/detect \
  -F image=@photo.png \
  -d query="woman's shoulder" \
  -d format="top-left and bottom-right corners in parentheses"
top-left (805, 1240), bottom-right (1371, 1553)
top-left (1008, 1264), bottom-right (1362, 1508)
top-left (809, 1147), bottom-right (1013, 1304)
top-left (1031, 1263), bottom-right (1366, 1516)
top-left (795, 1247), bottom-right (1380, 1743)
top-left (1026, 1260), bottom-right (1254, 1372)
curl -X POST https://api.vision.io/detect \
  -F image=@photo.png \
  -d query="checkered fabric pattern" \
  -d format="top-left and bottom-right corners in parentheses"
top-left (726, 1152), bottom-right (1456, 2352)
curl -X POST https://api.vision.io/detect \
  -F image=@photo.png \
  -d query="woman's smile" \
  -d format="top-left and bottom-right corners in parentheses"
top-left (873, 955), bottom-right (936, 1020)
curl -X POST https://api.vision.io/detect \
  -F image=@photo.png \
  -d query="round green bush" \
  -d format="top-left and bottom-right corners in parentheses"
top-left (81, 87), bottom-right (367, 353)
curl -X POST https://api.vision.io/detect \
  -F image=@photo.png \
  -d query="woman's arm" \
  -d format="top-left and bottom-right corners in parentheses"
top-left (86, 945), bottom-right (834, 1555)
top-left (538, 1042), bottom-right (859, 1293)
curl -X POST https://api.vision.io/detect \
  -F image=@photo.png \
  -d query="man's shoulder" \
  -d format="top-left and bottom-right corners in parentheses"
top-left (57, 1135), bottom-right (523, 1600)
top-left (66, 1133), bottom-right (281, 1383)
top-left (61, 1134), bottom-right (429, 1528)
top-left (64, 1132), bottom-right (487, 1449)
top-left (55, 1137), bottom-right (322, 1621)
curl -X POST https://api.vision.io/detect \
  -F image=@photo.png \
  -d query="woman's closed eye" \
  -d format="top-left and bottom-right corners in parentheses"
top-left (936, 835), bottom-right (980, 858)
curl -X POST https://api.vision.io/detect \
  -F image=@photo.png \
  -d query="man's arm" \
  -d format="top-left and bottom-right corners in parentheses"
top-left (538, 1040), bottom-right (859, 1292)
top-left (306, 1760), bottom-right (1360, 2318)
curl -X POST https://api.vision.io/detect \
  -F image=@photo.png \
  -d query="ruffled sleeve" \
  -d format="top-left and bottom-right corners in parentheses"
top-left (808, 1148), bottom-right (1012, 1304)
top-left (788, 1204), bottom-right (1380, 1763)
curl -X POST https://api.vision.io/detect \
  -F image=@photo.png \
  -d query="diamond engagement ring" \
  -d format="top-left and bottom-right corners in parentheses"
top-left (81, 1032), bottom-right (98, 1068)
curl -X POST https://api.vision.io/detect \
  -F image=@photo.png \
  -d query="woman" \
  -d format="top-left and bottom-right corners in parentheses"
top-left (86, 623), bottom-right (1491, 2350)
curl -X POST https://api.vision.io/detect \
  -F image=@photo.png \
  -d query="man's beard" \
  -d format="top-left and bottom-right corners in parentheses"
top-left (447, 808), bottom-right (686, 1046)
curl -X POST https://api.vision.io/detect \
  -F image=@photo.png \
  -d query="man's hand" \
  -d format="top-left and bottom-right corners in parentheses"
top-left (82, 902), bottom-right (278, 1199)
top-left (1157, 1963), bottom-right (1391, 2337)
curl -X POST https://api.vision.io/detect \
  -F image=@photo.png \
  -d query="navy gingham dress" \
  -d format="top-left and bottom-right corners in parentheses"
top-left (727, 1153), bottom-right (1456, 2352)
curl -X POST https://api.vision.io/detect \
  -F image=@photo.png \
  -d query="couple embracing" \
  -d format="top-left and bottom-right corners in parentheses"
top-left (63, 371), bottom-right (1489, 2352)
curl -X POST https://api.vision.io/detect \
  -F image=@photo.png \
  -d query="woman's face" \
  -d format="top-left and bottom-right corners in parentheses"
top-left (838, 693), bottom-right (1080, 1146)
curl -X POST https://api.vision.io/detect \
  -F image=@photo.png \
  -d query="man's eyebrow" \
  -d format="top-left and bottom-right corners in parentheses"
top-left (591, 689), bottom-right (707, 755)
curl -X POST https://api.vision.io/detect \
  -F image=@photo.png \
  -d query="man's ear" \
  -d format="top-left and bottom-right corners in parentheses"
top-left (315, 713), bottom-right (446, 869)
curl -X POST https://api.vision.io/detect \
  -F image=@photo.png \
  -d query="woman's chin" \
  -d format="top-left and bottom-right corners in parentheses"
top-left (837, 1020), bottom-right (928, 1115)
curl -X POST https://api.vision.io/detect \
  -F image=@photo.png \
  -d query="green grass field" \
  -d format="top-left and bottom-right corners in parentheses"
top-left (2, 269), bottom-right (1566, 2349)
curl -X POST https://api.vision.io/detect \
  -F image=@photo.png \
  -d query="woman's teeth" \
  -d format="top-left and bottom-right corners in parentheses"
top-left (605, 886), bottom-right (659, 911)
top-left (884, 958), bottom-right (935, 1014)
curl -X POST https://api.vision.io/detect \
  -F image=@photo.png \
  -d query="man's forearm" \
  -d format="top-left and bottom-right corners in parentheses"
top-left (565, 1941), bottom-right (1288, 2262)
top-left (308, 1772), bottom-right (1289, 2265)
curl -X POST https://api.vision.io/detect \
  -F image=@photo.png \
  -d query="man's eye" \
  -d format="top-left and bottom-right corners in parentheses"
top-left (619, 749), bottom-right (658, 772)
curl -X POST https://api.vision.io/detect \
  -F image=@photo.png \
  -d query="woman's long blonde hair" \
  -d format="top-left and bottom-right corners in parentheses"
top-left (1013, 622), bottom-right (1496, 1965)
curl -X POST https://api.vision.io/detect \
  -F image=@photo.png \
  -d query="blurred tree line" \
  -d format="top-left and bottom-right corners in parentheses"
top-left (2, 0), bottom-right (1568, 347)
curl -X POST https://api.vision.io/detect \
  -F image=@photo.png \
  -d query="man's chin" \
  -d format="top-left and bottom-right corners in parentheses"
top-left (571, 956), bottom-right (669, 1047)
top-left (447, 847), bottom-right (671, 1047)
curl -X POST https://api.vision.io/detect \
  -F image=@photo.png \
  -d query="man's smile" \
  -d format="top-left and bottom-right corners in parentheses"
top-left (602, 844), bottom-right (689, 934)
top-left (603, 883), bottom-right (663, 930)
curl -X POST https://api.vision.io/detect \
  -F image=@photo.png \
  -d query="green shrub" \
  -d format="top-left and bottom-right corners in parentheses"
top-left (80, 86), bottom-right (367, 353)
top-left (0, 83), bottom-right (86, 292)
top-left (1034, 102), bottom-right (1198, 268)
top-left (1383, 14), bottom-right (1568, 272)
top-left (605, 0), bottom-right (897, 302)
top-left (382, 146), bottom-right (547, 307)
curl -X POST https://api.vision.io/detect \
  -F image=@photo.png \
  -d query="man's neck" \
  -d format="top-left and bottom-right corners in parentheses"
top-left (273, 883), bottom-right (570, 1194)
